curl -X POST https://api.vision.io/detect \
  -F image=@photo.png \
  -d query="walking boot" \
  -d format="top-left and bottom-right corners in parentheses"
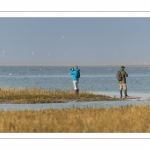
top-left (75, 90), bottom-right (78, 94)
top-left (77, 89), bottom-right (79, 95)
top-left (75, 89), bottom-right (78, 95)
top-left (120, 90), bottom-right (122, 98)
top-left (75, 89), bottom-right (79, 95)
top-left (124, 90), bottom-right (128, 98)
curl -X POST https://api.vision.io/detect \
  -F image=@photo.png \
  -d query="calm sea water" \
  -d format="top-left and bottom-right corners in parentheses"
top-left (0, 66), bottom-right (150, 110)
top-left (0, 66), bottom-right (150, 94)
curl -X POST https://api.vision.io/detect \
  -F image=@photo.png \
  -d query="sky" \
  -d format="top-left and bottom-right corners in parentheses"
top-left (0, 17), bottom-right (150, 63)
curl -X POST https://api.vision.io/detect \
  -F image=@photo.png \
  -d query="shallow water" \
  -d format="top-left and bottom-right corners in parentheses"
top-left (0, 66), bottom-right (150, 110)
top-left (1, 66), bottom-right (150, 94)
top-left (1, 99), bottom-right (150, 111)
top-left (93, 91), bottom-right (150, 100)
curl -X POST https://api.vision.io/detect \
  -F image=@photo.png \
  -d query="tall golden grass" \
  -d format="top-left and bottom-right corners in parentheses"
top-left (1, 105), bottom-right (150, 132)
top-left (0, 87), bottom-right (120, 104)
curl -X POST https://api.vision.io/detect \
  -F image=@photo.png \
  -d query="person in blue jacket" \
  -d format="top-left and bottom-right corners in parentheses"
top-left (70, 66), bottom-right (80, 95)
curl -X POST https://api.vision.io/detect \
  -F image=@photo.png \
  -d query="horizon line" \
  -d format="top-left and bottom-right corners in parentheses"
top-left (0, 62), bottom-right (150, 66)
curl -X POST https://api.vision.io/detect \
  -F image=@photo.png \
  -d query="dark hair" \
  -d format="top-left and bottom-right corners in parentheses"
top-left (121, 66), bottom-right (125, 68)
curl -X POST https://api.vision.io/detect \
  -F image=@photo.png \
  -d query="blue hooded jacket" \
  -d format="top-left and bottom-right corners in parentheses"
top-left (70, 67), bottom-right (80, 81)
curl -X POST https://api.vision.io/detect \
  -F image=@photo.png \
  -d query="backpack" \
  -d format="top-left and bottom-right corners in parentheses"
top-left (116, 71), bottom-right (122, 81)
top-left (76, 71), bottom-right (80, 78)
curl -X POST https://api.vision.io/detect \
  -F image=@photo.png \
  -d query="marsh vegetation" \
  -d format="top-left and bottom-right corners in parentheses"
top-left (0, 87), bottom-right (121, 104)
top-left (0, 87), bottom-right (146, 133)
top-left (1, 105), bottom-right (150, 132)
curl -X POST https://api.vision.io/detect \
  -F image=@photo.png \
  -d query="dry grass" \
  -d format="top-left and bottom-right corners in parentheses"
top-left (0, 87), bottom-right (121, 104)
top-left (1, 105), bottom-right (150, 132)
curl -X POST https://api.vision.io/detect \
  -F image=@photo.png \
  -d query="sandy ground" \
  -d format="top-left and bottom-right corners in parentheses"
top-left (93, 91), bottom-right (150, 101)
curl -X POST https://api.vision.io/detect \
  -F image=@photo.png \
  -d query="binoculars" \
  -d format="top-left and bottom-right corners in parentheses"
top-left (70, 67), bottom-right (74, 70)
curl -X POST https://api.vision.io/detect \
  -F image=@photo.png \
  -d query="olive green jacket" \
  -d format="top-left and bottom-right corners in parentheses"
top-left (119, 69), bottom-right (128, 84)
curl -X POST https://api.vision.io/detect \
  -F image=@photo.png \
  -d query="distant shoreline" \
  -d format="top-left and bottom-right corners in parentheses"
top-left (0, 62), bottom-right (150, 67)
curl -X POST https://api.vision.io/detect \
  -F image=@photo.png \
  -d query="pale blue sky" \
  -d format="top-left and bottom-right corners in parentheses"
top-left (0, 17), bottom-right (150, 63)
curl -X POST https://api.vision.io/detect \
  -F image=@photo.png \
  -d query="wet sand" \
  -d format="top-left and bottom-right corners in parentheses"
top-left (93, 91), bottom-right (150, 101)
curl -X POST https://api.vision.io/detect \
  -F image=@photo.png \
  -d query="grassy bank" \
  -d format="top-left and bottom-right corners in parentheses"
top-left (1, 105), bottom-right (150, 132)
top-left (0, 87), bottom-right (121, 104)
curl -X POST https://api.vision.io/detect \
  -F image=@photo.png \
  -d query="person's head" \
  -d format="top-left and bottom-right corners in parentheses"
top-left (74, 66), bottom-right (78, 70)
top-left (121, 66), bottom-right (125, 70)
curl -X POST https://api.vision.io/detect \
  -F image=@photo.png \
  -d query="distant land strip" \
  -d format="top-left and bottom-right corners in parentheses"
top-left (0, 62), bottom-right (150, 67)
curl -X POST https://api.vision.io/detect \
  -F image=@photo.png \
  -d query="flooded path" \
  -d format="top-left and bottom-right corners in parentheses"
top-left (0, 99), bottom-right (150, 111)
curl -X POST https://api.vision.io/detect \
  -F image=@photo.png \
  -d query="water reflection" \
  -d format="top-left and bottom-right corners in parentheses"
top-left (0, 100), bottom-right (150, 111)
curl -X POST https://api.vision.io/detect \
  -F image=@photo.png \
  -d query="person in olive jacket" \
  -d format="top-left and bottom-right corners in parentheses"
top-left (119, 66), bottom-right (128, 98)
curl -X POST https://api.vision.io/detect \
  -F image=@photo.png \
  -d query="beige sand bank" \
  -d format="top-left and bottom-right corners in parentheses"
top-left (0, 62), bottom-right (150, 66)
